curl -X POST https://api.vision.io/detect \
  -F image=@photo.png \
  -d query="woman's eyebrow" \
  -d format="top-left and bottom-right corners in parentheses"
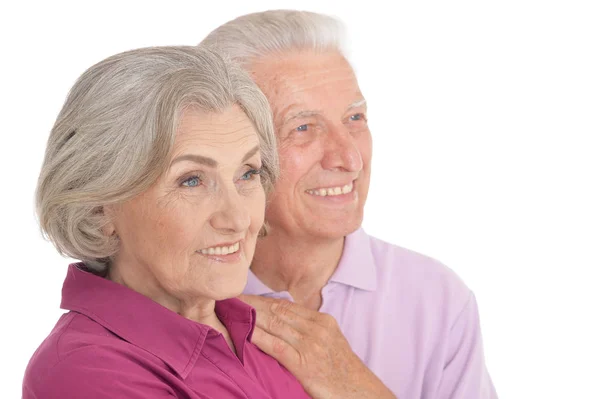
top-left (170, 154), bottom-right (217, 167)
top-left (170, 145), bottom-right (260, 167)
top-left (242, 145), bottom-right (260, 162)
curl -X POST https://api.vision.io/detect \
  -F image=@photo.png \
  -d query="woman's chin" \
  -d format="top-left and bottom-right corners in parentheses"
top-left (209, 281), bottom-right (247, 301)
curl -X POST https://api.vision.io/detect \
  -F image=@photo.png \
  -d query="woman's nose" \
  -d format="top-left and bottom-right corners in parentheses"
top-left (209, 186), bottom-right (251, 234)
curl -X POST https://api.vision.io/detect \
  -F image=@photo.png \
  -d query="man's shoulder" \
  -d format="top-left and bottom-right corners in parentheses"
top-left (365, 232), bottom-right (472, 304)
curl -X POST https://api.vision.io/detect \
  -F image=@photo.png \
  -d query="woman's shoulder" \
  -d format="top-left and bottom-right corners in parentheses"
top-left (23, 311), bottom-right (173, 398)
top-left (22, 342), bottom-right (177, 397)
top-left (28, 311), bottom-right (127, 364)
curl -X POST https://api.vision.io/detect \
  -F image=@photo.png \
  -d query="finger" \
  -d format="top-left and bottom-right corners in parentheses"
top-left (240, 294), bottom-right (337, 334)
top-left (238, 294), bottom-right (278, 312)
top-left (266, 299), bottom-right (342, 337)
top-left (243, 296), bottom-right (318, 335)
top-left (239, 295), bottom-right (308, 345)
top-left (251, 325), bottom-right (300, 370)
top-left (253, 305), bottom-right (307, 346)
top-left (267, 297), bottom-right (321, 321)
top-left (239, 294), bottom-right (321, 322)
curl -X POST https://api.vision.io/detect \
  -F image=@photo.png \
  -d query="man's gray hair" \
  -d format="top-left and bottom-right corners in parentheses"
top-left (36, 46), bottom-right (278, 272)
top-left (200, 9), bottom-right (348, 67)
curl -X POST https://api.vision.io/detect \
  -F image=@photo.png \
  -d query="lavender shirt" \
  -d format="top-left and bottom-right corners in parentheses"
top-left (245, 228), bottom-right (498, 398)
top-left (23, 264), bottom-right (310, 399)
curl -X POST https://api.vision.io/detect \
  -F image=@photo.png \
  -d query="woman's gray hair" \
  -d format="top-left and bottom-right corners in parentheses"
top-left (200, 9), bottom-right (348, 67)
top-left (36, 45), bottom-right (278, 272)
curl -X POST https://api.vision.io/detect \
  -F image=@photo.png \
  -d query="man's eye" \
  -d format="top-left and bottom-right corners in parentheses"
top-left (181, 176), bottom-right (200, 187)
top-left (296, 124), bottom-right (309, 132)
top-left (350, 113), bottom-right (365, 121)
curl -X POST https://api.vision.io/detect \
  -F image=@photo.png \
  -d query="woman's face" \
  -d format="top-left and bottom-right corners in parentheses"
top-left (106, 105), bottom-right (266, 306)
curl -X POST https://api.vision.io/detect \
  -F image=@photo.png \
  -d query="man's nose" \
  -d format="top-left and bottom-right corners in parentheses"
top-left (321, 125), bottom-right (363, 172)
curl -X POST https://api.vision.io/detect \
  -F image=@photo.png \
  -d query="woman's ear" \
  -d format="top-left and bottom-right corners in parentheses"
top-left (100, 205), bottom-right (117, 237)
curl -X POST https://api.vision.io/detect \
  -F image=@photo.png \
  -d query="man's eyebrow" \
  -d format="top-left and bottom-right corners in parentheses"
top-left (170, 145), bottom-right (260, 168)
top-left (346, 99), bottom-right (367, 111)
top-left (280, 99), bottom-right (367, 126)
top-left (282, 110), bottom-right (321, 126)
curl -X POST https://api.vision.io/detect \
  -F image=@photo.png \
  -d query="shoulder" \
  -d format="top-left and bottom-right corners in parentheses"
top-left (366, 232), bottom-right (473, 312)
top-left (24, 343), bottom-right (174, 398)
top-left (368, 234), bottom-right (465, 283)
top-left (26, 311), bottom-right (140, 367)
top-left (23, 313), bottom-right (173, 398)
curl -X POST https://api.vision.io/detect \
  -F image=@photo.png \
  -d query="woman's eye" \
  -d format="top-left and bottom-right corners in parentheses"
top-left (296, 124), bottom-right (309, 132)
top-left (241, 169), bottom-right (261, 181)
top-left (350, 113), bottom-right (365, 121)
top-left (181, 176), bottom-right (200, 187)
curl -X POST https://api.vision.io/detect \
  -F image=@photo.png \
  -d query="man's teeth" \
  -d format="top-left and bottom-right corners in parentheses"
top-left (200, 241), bottom-right (240, 255)
top-left (307, 183), bottom-right (353, 197)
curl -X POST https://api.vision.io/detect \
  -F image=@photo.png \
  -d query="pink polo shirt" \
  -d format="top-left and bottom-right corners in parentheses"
top-left (23, 264), bottom-right (310, 399)
top-left (245, 228), bottom-right (498, 398)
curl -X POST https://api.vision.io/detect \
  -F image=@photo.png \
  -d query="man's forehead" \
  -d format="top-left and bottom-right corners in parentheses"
top-left (249, 51), bottom-right (365, 122)
top-left (267, 68), bottom-right (359, 96)
top-left (251, 50), bottom-right (357, 89)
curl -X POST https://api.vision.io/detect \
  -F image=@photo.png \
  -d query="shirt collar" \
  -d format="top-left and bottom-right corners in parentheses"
top-left (244, 267), bottom-right (277, 296)
top-left (329, 228), bottom-right (378, 291)
top-left (61, 263), bottom-right (256, 378)
top-left (244, 227), bottom-right (377, 295)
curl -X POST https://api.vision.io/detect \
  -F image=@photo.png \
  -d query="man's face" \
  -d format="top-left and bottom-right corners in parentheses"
top-left (251, 50), bottom-right (372, 241)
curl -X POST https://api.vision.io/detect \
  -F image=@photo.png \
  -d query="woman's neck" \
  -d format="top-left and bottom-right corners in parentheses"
top-left (250, 231), bottom-right (345, 310)
top-left (107, 261), bottom-right (236, 353)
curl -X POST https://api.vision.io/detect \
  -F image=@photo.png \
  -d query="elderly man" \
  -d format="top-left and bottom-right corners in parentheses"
top-left (201, 10), bottom-right (497, 399)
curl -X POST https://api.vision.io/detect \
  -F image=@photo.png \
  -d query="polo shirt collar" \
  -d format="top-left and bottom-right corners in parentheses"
top-left (329, 228), bottom-right (378, 291)
top-left (244, 227), bottom-right (377, 295)
top-left (244, 268), bottom-right (277, 296)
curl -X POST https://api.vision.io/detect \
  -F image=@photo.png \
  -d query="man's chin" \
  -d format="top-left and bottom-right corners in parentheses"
top-left (306, 215), bottom-right (363, 240)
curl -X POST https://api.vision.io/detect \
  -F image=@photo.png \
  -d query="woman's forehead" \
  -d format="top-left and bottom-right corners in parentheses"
top-left (170, 107), bottom-right (259, 163)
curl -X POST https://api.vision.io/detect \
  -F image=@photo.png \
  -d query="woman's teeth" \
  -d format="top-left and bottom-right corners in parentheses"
top-left (200, 241), bottom-right (240, 255)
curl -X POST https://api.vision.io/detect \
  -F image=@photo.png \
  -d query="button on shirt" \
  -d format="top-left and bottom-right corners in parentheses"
top-left (23, 264), bottom-right (310, 399)
top-left (244, 228), bottom-right (498, 398)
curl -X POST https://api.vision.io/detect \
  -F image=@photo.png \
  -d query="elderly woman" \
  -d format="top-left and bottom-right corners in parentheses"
top-left (22, 46), bottom-right (310, 398)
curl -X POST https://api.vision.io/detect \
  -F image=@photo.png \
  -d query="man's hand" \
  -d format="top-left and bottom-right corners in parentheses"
top-left (239, 295), bottom-right (396, 399)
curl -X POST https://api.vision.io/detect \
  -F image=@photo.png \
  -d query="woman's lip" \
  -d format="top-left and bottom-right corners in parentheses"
top-left (196, 249), bottom-right (243, 263)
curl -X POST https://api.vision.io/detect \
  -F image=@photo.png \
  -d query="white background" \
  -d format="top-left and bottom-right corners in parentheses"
top-left (1, 0), bottom-right (599, 397)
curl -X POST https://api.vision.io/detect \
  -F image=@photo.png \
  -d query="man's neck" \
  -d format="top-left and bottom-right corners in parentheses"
top-left (250, 230), bottom-right (345, 310)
